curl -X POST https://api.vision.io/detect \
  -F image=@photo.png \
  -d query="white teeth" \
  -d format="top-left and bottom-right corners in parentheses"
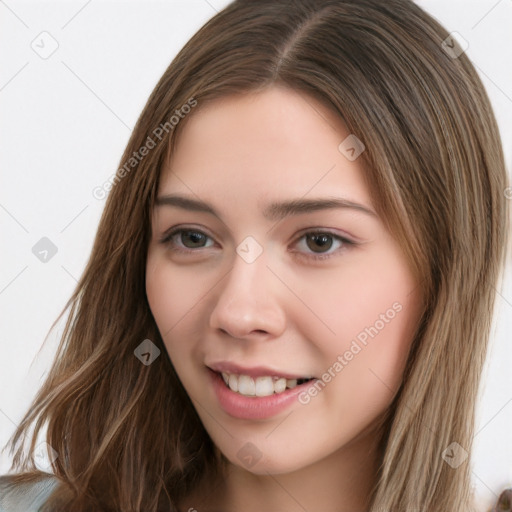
top-left (228, 374), bottom-right (238, 392)
top-left (220, 373), bottom-right (309, 397)
top-left (255, 376), bottom-right (274, 397)
top-left (238, 375), bottom-right (255, 396)
top-left (274, 378), bottom-right (287, 393)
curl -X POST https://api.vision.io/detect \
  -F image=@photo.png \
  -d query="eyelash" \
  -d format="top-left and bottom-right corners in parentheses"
top-left (158, 227), bottom-right (356, 261)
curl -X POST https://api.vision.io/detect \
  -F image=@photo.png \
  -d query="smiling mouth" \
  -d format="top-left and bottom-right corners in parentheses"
top-left (219, 372), bottom-right (314, 397)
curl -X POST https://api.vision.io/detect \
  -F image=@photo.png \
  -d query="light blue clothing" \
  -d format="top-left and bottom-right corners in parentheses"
top-left (0, 475), bottom-right (58, 512)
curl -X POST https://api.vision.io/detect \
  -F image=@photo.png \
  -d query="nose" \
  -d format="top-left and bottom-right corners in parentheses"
top-left (208, 247), bottom-right (286, 340)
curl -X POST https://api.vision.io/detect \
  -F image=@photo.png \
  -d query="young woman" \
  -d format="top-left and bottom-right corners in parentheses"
top-left (1, 0), bottom-right (510, 511)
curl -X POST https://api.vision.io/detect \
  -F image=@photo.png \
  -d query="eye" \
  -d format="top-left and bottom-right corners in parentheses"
top-left (291, 230), bottom-right (355, 261)
top-left (159, 228), bottom-right (215, 252)
top-left (159, 227), bottom-right (356, 260)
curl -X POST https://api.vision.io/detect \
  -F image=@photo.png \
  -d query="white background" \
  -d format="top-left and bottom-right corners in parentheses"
top-left (1, 1), bottom-right (511, 510)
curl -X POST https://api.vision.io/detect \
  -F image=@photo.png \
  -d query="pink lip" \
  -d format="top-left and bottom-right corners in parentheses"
top-left (208, 368), bottom-right (316, 420)
top-left (207, 361), bottom-right (312, 380)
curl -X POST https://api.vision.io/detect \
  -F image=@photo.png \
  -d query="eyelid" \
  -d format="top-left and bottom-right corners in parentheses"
top-left (159, 225), bottom-right (218, 247)
top-left (292, 226), bottom-right (356, 243)
top-left (159, 224), bottom-right (356, 244)
top-left (288, 229), bottom-right (356, 261)
top-left (158, 225), bottom-right (358, 260)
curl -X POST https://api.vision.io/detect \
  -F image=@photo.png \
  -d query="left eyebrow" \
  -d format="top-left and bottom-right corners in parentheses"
top-left (155, 194), bottom-right (377, 221)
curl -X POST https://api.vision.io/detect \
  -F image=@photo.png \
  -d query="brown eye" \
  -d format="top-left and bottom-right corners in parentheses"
top-left (305, 233), bottom-right (334, 253)
top-left (293, 230), bottom-right (356, 261)
top-left (160, 228), bottom-right (215, 252)
top-left (179, 230), bottom-right (209, 248)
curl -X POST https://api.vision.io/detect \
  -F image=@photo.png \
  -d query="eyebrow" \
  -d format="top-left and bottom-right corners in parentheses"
top-left (155, 194), bottom-right (377, 221)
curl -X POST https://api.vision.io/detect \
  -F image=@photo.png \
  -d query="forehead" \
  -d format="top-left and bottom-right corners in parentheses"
top-left (158, 86), bottom-right (372, 210)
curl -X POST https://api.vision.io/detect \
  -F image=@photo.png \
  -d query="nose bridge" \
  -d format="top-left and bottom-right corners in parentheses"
top-left (226, 246), bottom-right (267, 300)
top-left (209, 242), bottom-right (285, 337)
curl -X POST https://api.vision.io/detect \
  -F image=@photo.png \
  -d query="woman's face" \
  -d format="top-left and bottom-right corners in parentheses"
top-left (146, 86), bottom-right (424, 475)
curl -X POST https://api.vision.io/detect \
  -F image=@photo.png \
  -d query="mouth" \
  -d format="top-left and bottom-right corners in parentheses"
top-left (218, 371), bottom-right (314, 398)
top-left (207, 365), bottom-right (318, 420)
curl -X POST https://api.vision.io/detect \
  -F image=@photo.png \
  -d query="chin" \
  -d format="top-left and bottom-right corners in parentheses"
top-left (219, 443), bottom-right (315, 476)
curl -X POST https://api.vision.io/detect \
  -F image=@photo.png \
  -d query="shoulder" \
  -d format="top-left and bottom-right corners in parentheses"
top-left (0, 474), bottom-right (59, 512)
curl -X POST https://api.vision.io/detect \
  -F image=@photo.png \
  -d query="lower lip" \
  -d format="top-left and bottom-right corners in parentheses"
top-left (209, 369), bottom-right (316, 420)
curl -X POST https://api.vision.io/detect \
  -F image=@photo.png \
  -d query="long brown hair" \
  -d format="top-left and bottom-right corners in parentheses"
top-left (2, 0), bottom-right (509, 510)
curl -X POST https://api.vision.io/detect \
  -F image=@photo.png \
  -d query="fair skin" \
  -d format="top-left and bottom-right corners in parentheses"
top-left (145, 86), bottom-right (424, 512)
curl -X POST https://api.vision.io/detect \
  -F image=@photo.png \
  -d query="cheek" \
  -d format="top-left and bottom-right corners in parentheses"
top-left (291, 293), bottom-right (420, 462)
top-left (291, 245), bottom-right (420, 355)
top-left (146, 255), bottom-right (207, 336)
top-left (326, 298), bottom-right (418, 407)
top-left (145, 256), bottom-right (203, 369)
top-left (294, 245), bottom-right (421, 417)
top-left (146, 259), bottom-right (173, 335)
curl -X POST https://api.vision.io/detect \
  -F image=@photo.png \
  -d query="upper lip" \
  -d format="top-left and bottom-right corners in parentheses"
top-left (207, 361), bottom-right (313, 380)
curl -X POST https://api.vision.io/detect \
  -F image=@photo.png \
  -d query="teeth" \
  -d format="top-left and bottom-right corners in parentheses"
top-left (255, 376), bottom-right (274, 397)
top-left (220, 373), bottom-right (309, 397)
top-left (274, 378), bottom-right (286, 393)
top-left (286, 379), bottom-right (297, 389)
top-left (228, 374), bottom-right (238, 392)
top-left (238, 375), bottom-right (255, 396)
